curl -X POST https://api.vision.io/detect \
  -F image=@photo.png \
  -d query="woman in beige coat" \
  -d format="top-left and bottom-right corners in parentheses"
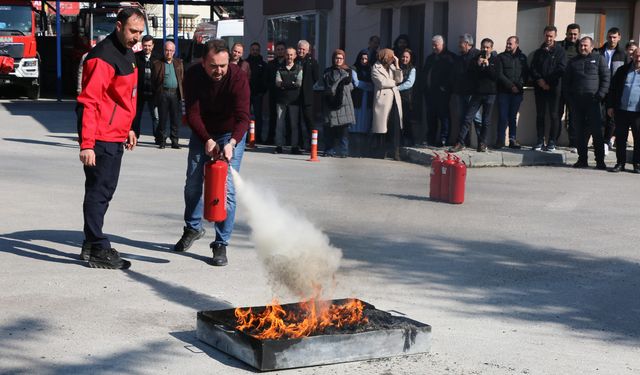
top-left (371, 48), bottom-right (403, 159)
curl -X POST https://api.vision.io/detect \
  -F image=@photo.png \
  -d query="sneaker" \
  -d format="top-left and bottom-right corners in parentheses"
top-left (174, 226), bottom-right (206, 252)
top-left (171, 143), bottom-right (181, 149)
top-left (633, 164), bottom-right (640, 174)
top-left (546, 142), bottom-right (556, 151)
top-left (570, 147), bottom-right (577, 154)
top-left (449, 143), bottom-right (464, 153)
top-left (273, 146), bottom-right (283, 154)
top-left (211, 243), bottom-right (228, 266)
top-left (88, 248), bottom-right (131, 270)
top-left (508, 139), bottom-right (521, 149)
top-left (573, 160), bottom-right (588, 169)
top-left (532, 143), bottom-right (543, 151)
top-left (477, 143), bottom-right (488, 152)
top-left (79, 240), bottom-right (91, 261)
top-left (291, 146), bottom-right (302, 155)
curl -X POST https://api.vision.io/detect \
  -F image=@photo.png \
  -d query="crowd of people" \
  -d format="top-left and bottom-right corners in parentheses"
top-left (75, 9), bottom-right (640, 269)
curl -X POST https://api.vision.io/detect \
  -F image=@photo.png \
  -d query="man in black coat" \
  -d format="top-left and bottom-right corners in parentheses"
top-left (530, 25), bottom-right (567, 151)
top-left (559, 23), bottom-right (581, 149)
top-left (450, 33), bottom-right (480, 147)
top-left (599, 27), bottom-right (628, 151)
top-left (295, 39), bottom-right (319, 149)
top-left (606, 48), bottom-right (640, 173)
top-left (495, 36), bottom-right (528, 149)
top-left (132, 35), bottom-right (159, 142)
top-left (562, 36), bottom-right (609, 169)
top-left (246, 42), bottom-right (268, 143)
top-left (265, 41), bottom-right (286, 144)
top-left (450, 38), bottom-right (500, 153)
top-left (422, 35), bottom-right (456, 147)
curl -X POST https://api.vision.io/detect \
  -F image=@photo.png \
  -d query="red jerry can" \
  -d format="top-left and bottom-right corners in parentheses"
top-left (450, 156), bottom-right (467, 204)
top-left (440, 154), bottom-right (456, 203)
top-left (204, 159), bottom-right (228, 222)
top-left (429, 153), bottom-right (443, 201)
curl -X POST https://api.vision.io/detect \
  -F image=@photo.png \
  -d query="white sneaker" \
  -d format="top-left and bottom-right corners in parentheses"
top-left (570, 147), bottom-right (577, 154)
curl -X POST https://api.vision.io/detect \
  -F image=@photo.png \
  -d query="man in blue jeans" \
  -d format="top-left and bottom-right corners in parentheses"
top-left (175, 39), bottom-right (250, 266)
top-left (496, 36), bottom-right (528, 149)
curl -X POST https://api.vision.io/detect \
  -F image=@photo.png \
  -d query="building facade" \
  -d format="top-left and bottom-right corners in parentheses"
top-left (245, 0), bottom-right (640, 146)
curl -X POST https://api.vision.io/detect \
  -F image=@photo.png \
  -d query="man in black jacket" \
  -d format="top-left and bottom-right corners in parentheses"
top-left (559, 23), bottom-right (581, 149)
top-left (296, 40), bottom-right (319, 150)
top-left (450, 38), bottom-right (500, 153)
top-left (599, 27), bottom-right (628, 152)
top-left (423, 35), bottom-right (456, 147)
top-left (606, 48), bottom-right (640, 173)
top-left (266, 41), bottom-right (286, 144)
top-left (451, 33), bottom-right (480, 147)
top-left (530, 25), bottom-right (567, 151)
top-left (562, 36), bottom-right (609, 169)
top-left (132, 35), bottom-right (159, 142)
top-left (495, 36), bottom-right (528, 149)
top-left (247, 42), bottom-right (268, 143)
top-left (274, 47), bottom-right (304, 154)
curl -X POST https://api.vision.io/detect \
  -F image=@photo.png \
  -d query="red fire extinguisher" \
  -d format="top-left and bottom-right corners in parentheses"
top-left (429, 153), bottom-right (443, 201)
top-left (204, 158), bottom-right (228, 222)
top-left (449, 155), bottom-right (467, 204)
top-left (440, 153), bottom-right (456, 203)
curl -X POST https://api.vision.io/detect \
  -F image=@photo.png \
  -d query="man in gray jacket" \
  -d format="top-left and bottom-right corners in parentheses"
top-left (562, 36), bottom-right (610, 169)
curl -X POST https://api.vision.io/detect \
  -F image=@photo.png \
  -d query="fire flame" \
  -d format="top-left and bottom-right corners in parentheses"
top-left (234, 298), bottom-right (369, 340)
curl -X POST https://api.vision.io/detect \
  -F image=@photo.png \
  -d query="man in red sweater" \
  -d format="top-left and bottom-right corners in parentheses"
top-left (77, 8), bottom-right (144, 269)
top-left (174, 40), bottom-right (250, 266)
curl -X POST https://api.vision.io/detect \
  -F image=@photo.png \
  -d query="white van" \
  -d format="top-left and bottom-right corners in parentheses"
top-left (186, 19), bottom-right (243, 65)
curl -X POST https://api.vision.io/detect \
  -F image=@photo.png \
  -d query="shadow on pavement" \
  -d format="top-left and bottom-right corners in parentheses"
top-left (0, 317), bottom-right (175, 375)
top-left (0, 229), bottom-right (171, 266)
top-left (329, 232), bottom-right (640, 345)
top-left (2, 137), bottom-right (78, 148)
top-left (381, 193), bottom-right (431, 202)
top-left (170, 330), bottom-right (255, 372)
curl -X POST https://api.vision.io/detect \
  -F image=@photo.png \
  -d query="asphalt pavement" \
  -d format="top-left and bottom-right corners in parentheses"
top-left (1, 99), bottom-right (639, 375)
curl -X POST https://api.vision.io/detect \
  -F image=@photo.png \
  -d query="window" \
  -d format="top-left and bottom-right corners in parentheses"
top-left (516, 2), bottom-right (552, 55)
top-left (576, 2), bottom-right (633, 47)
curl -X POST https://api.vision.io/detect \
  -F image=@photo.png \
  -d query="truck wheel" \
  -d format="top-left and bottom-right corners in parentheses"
top-left (27, 86), bottom-right (40, 100)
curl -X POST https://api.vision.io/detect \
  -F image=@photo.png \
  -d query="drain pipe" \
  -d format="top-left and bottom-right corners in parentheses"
top-left (339, 0), bottom-right (346, 50)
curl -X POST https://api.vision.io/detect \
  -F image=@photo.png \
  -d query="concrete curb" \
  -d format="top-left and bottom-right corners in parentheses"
top-left (400, 146), bottom-right (631, 168)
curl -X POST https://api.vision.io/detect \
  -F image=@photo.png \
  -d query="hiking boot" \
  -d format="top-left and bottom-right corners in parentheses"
top-left (79, 240), bottom-right (91, 261)
top-left (174, 227), bottom-right (205, 252)
top-left (211, 243), bottom-right (228, 266)
top-left (88, 248), bottom-right (131, 270)
top-left (449, 143), bottom-right (464, 153)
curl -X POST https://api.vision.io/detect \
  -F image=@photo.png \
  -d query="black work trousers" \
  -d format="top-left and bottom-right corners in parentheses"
top-left (83, 141), bottom-right (124, 250)
top-left (572, 96), bottom-right (605, 163)
top-left (158, 90), bottom-right (180, 145)
top-left (534, 87), bottom-right (562, 144)
top-left (614, 109), bottom-right (640, 165)
top-left (458, 94), bottom-right (495, 146)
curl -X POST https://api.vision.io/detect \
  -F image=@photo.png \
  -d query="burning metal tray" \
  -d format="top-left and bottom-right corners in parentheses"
top-left (196, 298), bottom-right (432, 371)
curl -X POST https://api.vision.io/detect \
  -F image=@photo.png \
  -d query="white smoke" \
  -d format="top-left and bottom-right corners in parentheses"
top-left (231, 169), bottom-right (342, 298)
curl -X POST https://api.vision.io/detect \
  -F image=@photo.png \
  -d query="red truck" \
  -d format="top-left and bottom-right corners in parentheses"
top-left (0, 0), bottom-right (40, 99)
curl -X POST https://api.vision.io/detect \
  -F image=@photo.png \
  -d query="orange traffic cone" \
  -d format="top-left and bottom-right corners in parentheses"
top-left (247, 120), bottom-right (256, 149)
top-left (308, 130), bottom-right (319, 162)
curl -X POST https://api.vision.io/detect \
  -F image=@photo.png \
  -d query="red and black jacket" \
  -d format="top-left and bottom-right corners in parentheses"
top-left (77, 32), bottom-right (138, 149)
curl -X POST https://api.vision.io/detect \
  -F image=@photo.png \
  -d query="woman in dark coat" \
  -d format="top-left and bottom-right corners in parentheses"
top-left (397, 48), bottom-right (416, 146)
top-left (322, 49), bottom-right (355, 157)
top-left (350, 50), bottom-right (373, 157)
